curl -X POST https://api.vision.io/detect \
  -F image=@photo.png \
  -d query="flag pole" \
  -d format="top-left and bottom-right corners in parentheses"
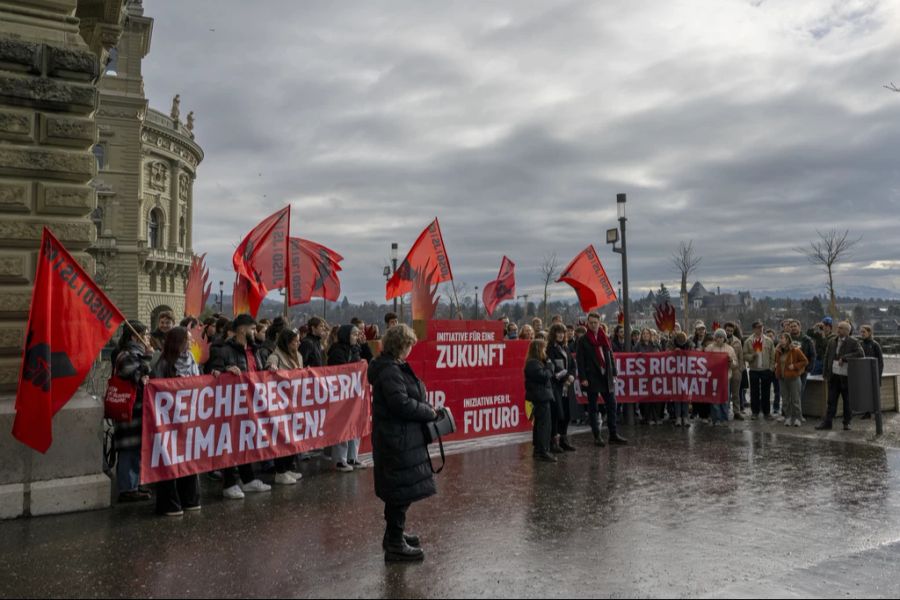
top-left (450, 279), bottom-right (463, 320)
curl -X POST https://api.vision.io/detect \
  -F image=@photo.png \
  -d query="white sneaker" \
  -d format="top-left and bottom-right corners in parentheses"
top-left (793, 420), bottom-right (801, 428)
top-left (287, 471), bottom-right (304, 481)
top-left (274, 472), bottom-right (297, 486)
top-left (784, 419), bottom-right (792, 427)
top-left (241, 479), bottom-right (272, 493)
top-left (223, 484), bottom-right (245, 500)
top-left (336, 462), bottom-right (354, 473)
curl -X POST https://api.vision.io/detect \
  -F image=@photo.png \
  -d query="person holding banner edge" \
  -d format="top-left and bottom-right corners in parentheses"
top-left (369, 324), bottom-right (437, 562)
top-left (151, 326), bottom-right (202, 516)
top-left (576, 312), bottom-right (628, 447)
top-left (112, 320), bottom-right (154, 503)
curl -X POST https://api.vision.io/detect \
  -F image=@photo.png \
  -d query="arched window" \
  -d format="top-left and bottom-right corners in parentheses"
top-left (148, 209), bottom-right (163, 249)
top-left (179, 216), bottom-right (186, 248)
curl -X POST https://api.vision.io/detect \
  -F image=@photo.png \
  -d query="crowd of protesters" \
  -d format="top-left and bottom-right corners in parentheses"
top-left (107, 307), bottom-right (886, 557)
top-left (109, 310), bottom-right (403, 513)
top-left (509, 313), bottom-right (886, 463)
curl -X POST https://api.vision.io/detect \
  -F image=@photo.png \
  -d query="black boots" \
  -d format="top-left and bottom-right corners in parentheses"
top-left (382, 533), bottom-right (420, 551)
top-left (384, 540), bottom-right (424, 562)
top-left (815, 421), bottom-right (832, 431)
top-left (559, 436), bottom-right (576, 452)
top-left (593, 435), bottom-right (606, 448)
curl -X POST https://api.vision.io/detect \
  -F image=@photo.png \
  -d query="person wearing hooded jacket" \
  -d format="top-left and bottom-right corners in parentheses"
top-left (368, 324), bottom-right (436, 563)
top-left (547, 324), bottom-right (577, 452)
top-left (328, 324), bottom-right (367, 472)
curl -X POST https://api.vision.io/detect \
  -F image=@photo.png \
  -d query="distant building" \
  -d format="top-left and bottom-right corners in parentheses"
top-left (685, 282), bottom-right (754, 311)
top-left (89, 1), bottom-right (203, 326)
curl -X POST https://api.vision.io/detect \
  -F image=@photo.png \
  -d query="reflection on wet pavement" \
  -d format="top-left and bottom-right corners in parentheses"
top-left (2, 426), bottom-right (900, 598)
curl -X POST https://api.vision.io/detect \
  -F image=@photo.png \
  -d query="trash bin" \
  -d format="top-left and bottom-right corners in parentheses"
top-left (848, 357), bottom-right (879, 413)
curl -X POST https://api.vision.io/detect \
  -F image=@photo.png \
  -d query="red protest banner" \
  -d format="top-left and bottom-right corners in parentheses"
top-left (13, 228), bottom-right (126, 453)
top-left (407, 322), bottom-right (530, 439)
top-left (359, 321), bottom-right (530, 454)
top-left (140, 362), bottom-right (371, 485)
top-left (575, 351), bottom-right (730, 404)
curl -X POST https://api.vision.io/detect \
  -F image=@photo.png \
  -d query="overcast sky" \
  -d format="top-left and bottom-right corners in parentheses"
top-left (142, 0), bottom-right (900, 304)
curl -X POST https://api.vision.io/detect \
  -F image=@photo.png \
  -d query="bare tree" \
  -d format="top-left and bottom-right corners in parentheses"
top-left (671, 241), bottom-right (702, 330)
top-left (795, 229), bottom-right (860, 318)
top-left (539, 253), bottom-right (561, 323)
top-left (885, 81), bottom-right (900, 92)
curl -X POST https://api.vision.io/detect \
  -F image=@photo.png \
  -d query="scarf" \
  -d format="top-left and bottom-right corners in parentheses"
top-left (174, 351), bottom-right (200, 377)
top-left (586, 327), bottom-right (612, 370)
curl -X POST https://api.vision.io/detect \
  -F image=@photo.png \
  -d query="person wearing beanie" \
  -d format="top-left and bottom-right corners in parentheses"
top-left (807, 317), bottom-right (835, 375)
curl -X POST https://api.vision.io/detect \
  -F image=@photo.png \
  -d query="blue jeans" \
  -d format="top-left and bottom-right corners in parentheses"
top-left (116, 448), bottom-right (141, 494)
top-left (334, 439), bottom-right (360, 464)
top-left (712, 403), bottom-right (729, 423)
top-left (810, 359), bottom-right (824, 376)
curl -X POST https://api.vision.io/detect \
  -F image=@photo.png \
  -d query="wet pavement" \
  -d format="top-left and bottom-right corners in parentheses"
top-left (3, 423), bottom-right (900, 598)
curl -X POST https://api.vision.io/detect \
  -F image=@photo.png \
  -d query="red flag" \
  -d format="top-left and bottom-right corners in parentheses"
top-left (386, 219), bottom-right (453, 300)
top-left (557, 245), bottom-right (618, 312)
top-left (482, 256), bottom-right (516, 317)
top-left (184, 253), bottom-right (211, 318)
top-left (287, 238), bottom-right (343, 305)
top-left (232, 206), bottom-right (291, 307)
top-left (13, 228), bottom-right (126, 453)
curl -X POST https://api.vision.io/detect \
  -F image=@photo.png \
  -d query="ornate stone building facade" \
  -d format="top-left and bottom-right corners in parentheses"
top-left (91, 1), bottom-right (202, 325)
top-left (0, 0), bottom-right (127, 518)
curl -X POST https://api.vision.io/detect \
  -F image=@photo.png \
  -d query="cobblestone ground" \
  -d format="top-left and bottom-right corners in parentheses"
top-left (3, 419), bottom-right (900, 598)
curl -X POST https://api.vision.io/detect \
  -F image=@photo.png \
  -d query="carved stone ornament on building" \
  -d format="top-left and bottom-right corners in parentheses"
top-left (148, 161), bottom-right (168, 191)
top-left (178, 173), bottom-right (190, 201)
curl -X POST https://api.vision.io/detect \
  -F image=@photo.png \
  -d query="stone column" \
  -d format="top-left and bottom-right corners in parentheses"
top-left (0, 0), bottom-right (124, 519)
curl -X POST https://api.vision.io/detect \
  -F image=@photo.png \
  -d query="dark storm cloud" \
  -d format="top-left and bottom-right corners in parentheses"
top-left (141, 0), bottom-right (900, 304)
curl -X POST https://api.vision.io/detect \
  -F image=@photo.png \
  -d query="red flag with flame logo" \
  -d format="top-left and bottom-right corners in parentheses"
top-left (482, 256), bottom-right (516, 317)
top-left (287, 238), bottom-right (343, 305)
top-left (13, 228), bottom-right (126, 453)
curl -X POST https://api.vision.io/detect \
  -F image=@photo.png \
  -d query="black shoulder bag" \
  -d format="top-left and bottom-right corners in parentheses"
top-left (424, 407), bottom-right (457, 474)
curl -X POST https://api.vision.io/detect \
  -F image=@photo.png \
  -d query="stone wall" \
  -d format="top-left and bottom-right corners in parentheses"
top-left (0, 0), bottom-right (126, 519)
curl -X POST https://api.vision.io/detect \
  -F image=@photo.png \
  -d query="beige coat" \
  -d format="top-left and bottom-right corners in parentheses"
top-left (705, 342), bottom-right (739, 377)
top-left (743, 335), bottom-right (775, 371)
top-left (266, 347), bottom-right (303, 371)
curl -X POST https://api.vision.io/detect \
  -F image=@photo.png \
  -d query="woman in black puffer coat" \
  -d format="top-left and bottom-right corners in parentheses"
top-left (368, 324), bottom-right (437, 563)
top-left (525, 339), bottom-right (558, 463)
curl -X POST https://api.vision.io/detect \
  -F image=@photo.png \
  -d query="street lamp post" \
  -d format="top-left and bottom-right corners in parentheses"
top-left (474, 285), bottom-right (479, 320)
top-left (391, 243), bottom-right (399, 315)
top-left (608, 193), bottom-right (632, 424)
